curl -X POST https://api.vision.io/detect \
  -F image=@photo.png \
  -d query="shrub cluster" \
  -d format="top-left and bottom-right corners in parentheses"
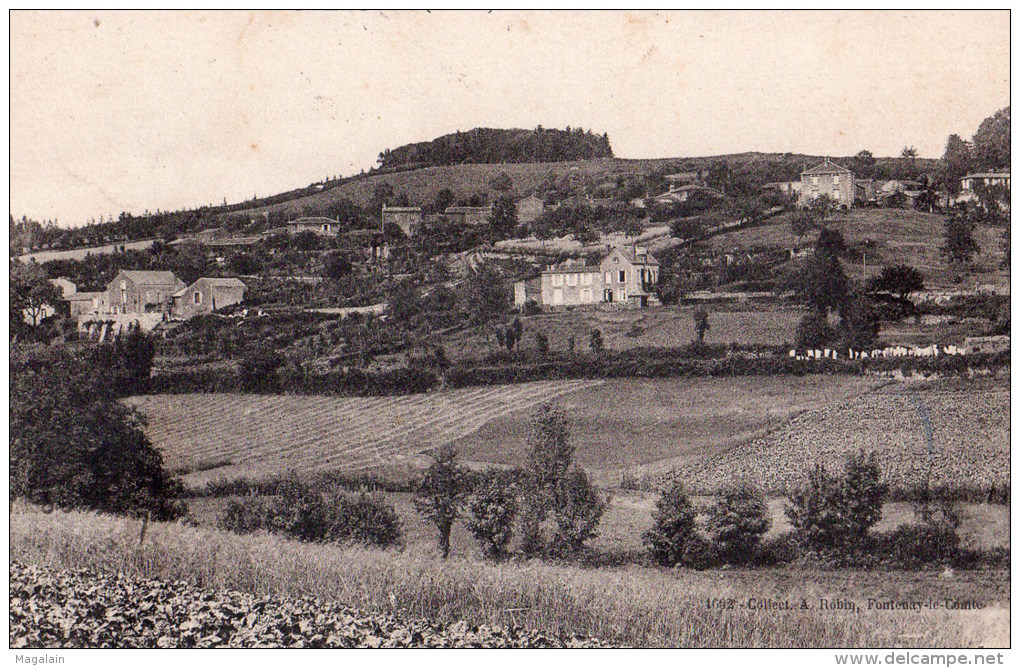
top-left (219, 475), bottom-right (401, 547)
top-left (645, 451), bottom-right (969, 571)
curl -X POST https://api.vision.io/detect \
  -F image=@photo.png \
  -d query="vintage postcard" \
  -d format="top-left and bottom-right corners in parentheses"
top-left (8, 9), bottom-right (1011, 660)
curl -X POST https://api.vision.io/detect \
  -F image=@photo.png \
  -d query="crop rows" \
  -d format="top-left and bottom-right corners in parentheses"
top-left (128, 380), bottom-right (600, 487)
top-left (683, 378), bottom-right (1009, 495)
top-left (9, 561), bottom-right (601, 648)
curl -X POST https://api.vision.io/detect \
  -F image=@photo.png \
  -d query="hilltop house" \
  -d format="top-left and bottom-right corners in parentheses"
top-left (106, 270), bottom-right (185, 316)
top-left (799, 160), bottom-right (855, 208)
top-left (514, 245), bottom-right (660, 309)
top-left (516, 194), bottom-right (545, 223)
top-left (172, 277), bottom-right (247, 319)
top-left (444, 205), bottom-right (492, 226)
top-left (287, 217), bottom-right (341, 237)
top-left (956, 172), bottom-right (1010, 207)
top-left (381, 205), bottom-right (422, 238)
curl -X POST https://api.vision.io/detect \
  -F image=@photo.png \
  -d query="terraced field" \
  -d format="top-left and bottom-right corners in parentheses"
top-left (127, 380), bottom-right (600, 488)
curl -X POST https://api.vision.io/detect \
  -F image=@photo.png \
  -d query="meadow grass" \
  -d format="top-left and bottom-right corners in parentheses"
top-left (10, 505), bottom-right (1008, 648)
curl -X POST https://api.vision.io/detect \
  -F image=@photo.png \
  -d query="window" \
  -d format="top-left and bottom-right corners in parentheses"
top-left (146, 291), bottom-right (152, 302)
top-left (552, 274), bottom-right (564, 287)
top-left (194, 292), bottom-right (202, 305)
top-left (567, 273), bottom-right (578, 286)
top-left (619, 270), bottom-right (626, 283)
top-left (811, 176), bottom-right (819, 185)
top-left (605, 272), bottom-right (612, 283)
top-left (581, 273), bottom-right (593, 285)
top-left (120, 280), bottom-right (127, 289)
top-left (833, 175), bottom-right (840, 185)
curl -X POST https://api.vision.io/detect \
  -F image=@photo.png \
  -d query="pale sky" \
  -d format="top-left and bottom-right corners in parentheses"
top-left (9, 10), bottom-right (1010, 227)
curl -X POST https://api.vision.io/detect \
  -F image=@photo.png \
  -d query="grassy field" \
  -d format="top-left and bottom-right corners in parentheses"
top-left (10, 505), bottom-right (1009, 648)
top-left (443, 305), bottom-right (807, 361)
top-left (705, 208), bottom-right (1009, 291)
top-left (127, 379), bottom-right (601, 489)
top-left (454, 375), bottom-right (883, 478)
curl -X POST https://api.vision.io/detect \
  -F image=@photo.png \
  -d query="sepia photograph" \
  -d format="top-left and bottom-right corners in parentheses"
top-left (8, 9), bottom-right (1011, 656)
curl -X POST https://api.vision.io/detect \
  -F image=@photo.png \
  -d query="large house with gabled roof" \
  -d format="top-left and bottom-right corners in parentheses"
top-left (106, 270), bottom-right (185, 316)
top-left (514, 244), bottom-right (660, 309)
top-left (799, 159), bottom-right (855, 208)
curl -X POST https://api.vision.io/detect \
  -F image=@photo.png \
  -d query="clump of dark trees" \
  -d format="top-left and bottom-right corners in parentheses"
top-left (645, 451), bottom-right (971, 571)
top-left (10, 329), bottom-right (185, 520)
top-left (376, 126), bottom-right (614, 170)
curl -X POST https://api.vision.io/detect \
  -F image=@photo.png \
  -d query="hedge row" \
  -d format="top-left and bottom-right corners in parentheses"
top-left (146, 350), bottom-right (1009, 397)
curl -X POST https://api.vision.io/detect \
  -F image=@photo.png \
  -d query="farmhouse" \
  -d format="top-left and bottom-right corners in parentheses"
top-left (515, 194), bottom-right (545, 223)
top-left (514, 245), bottom-right (660, 308)
top-left (106, 270), bottom-right (185, 316)
top-left (66, 291), bottom-right (105, 318)
top-left (763, 181), bottom-right (802, 196)
top-left (956, 172), bottom-right (1010, 207)
top-left (444, 205), bottom-right (492, 226)
top-left (799, 160), bottom-right (855, 208)
top-left (381, 205), bottom-right (422, 238)
top-left (652, 184), bottom-right (725, 205)
top-left (540, 262), bottom-right (602, 307)
top-left (173, 277), bottom-right (247, 319)
top-left (287, 217), bottom-right (341, 237)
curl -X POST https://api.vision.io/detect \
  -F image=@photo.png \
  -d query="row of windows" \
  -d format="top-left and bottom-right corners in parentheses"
top-left (810, 175), bottom-right (842, 185)
top-left (550, 272), bottom-right (597, 286)
top-left (550, 268), bottom-right (657, 286)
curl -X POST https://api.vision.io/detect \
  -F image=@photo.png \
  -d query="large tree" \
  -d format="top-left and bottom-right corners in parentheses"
top-left (413, 444), bottom-right (469, 558)
top-left (942, 210), bottom-right (980, 264)
top-left (10, 345), bottom-right (185, 519)
top-left (794, 227), bottom-right (849, 317)
top-left (464, 263), bottom-right (509, 356)
top-left (937, 134), bottom-right (972, 196)
top-left (488, 194), bottom-right (518, 240)
top-left (972, 107), bottom-right (1010, 171)
top-left (10, 260), bottom-right (63, 335)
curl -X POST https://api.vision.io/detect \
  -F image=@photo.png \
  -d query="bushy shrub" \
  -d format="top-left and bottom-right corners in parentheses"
top-left (795, 312), bottom-right (835, 349)
top-left (706, 480), bottom-right (770, 564)
top-left (219, 494), bottom-right (269, 534)
top-left (644, 472), bottom-right (700, 567)
top-left (217, 475), bottom-right (402, 547)
top-left (523, 300), bottom-right (542, 316)
top-left (239, 342), bottom-right (284, 392)
top-left (841, 450), bottom-right (888, 543)
top-left (880, 522), bottom-right (960, 569)
top-left (552, 465), bottom-right (608, 554)
top-left (785, 450), bottom-right (888, 555)
top-left (467, 469), bottom-right (520, 559)
top-left (784, 463), bottom-right (844, 552)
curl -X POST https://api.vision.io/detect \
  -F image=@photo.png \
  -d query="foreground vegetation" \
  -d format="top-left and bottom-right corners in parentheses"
top-left (10, 561), bottom-right (600, 648)
top-left (10, 506), bottom-right (1007, 648)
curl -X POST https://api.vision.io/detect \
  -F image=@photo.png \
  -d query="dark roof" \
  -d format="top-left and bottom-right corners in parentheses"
top-left (196, 277), bottom-right (246, 288)
top-left (962, 172), bottom-right (1010, 179)
top-left (288, 217), bottom-right (339, 226)
top-left (118, 270), bottom-right (182, 286)
top-left (445, 206), bottom-right (492, 213)
top-left (542, 265), bottom-right (598, 275)
top-left (608, 246), bottom-right (660, 266)
top-left (382, 206), bottom-right (422, 213)
top-left (802, 160), bottom-right (852, 176)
